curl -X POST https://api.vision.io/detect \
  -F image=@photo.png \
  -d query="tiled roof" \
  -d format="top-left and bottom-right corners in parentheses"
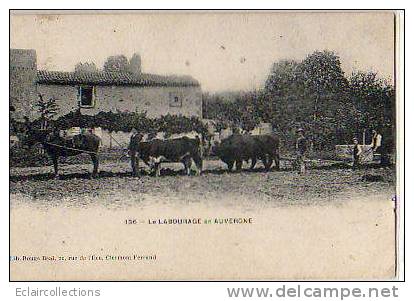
top-left (36, 70), bottom-right (200, 87)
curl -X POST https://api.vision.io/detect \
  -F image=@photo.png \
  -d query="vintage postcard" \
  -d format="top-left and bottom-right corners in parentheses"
top-left (9, 10), bottom-right (402, 280)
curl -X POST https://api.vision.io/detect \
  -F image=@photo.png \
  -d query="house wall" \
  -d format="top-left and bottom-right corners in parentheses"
top-left (10, 49), bottom-right (38, 121)
top-left (250, 123), bottom-right (273, 135)
top-left (37, 84), bottom-right (203, 119)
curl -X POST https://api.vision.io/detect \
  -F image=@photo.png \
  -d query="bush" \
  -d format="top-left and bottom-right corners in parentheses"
top-left (38, 111), bottom-right (209, 138)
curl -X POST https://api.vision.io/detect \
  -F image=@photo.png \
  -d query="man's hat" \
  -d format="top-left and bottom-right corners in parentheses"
top-left (296, 128), bottom-right (304, 133)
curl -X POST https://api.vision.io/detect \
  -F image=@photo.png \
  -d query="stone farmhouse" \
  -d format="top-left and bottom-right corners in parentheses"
top-left (10, 49), bottom-right (202, 122)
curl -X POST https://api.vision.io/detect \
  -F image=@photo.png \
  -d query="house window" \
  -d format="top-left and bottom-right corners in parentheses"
top-left (169, 92), bottom-right (182, 107)
top-left (78, 85), bottom-right (96, 108)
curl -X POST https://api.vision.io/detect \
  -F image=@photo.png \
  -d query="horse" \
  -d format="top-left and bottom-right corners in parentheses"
top-left (24, 128), bottom-right (101, 178)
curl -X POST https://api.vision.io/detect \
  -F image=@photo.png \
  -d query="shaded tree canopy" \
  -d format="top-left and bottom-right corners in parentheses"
top-left (265, 60), bottom-right (301, 97)
top-left (103, 55), bottom-right (129, 73)
top-left (203, 50), bottom-right (395, 152)
top-left (74, 54), bottom-right (142, 74)
top-left (262, 50), bottom-right (353, 148)
top-left (128, 53), bottom-right (142, 74)
top-left (349, 71), bottom-right (394, 129)
top-left (348, 71), bottom-right (395, 150)
top-left (300, 50), bottom-right (348, 95)
top-left (202, 91), bottom-right (262, 132)
top-left (74, 62), bottom-right (98, 73)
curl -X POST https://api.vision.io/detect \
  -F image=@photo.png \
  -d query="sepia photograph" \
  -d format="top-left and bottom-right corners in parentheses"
top-left (9, 10), bottom-right (402, 280)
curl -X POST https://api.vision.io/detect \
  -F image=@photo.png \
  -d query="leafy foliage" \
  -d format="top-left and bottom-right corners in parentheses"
top-left (36, 94), bottom-right (59, 129)
top-left (128, 53), bottom-right (142, 74)
top-left (103, 55), bottom-right (129, 73)
top-left (50, 111), bottom-right (209, 138)
top-left (348, 71), bottom-right (395, 151)
top-left (202, 91), bottom-right (262, 131)
top-left (300, 50), bottom-right (348, 96)
top-left (203, 50), bottom-right (395, 152)
top-left (264, 51), bottom-right (352, 150)
top-left (74, 62), bottom-right (98, 73)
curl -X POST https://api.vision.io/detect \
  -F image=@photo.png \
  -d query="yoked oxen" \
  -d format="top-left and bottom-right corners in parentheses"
top-left (129, 133), bottom-right (203, 177)
top-left (212, 133), bottom-right (280, 172)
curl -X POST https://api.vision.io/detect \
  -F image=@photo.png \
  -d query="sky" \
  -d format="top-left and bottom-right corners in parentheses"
top-left (10, 11), bottom-right (395, 92)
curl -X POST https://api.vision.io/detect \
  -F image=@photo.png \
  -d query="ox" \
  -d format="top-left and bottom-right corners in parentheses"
top-left (212, 133), bottom-right (280, 172)
top-left (129, 133), bottom-right (203, 177)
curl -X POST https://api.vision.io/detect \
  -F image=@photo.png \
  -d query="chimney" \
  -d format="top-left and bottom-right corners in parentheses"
top-left (128, 53), bottom-right (141, 75)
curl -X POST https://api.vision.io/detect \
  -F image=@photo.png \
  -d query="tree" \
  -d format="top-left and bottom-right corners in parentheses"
top-left (74, 62), bottom-right (98, 73)
top-left (265, 60), bottom-right (302, 98)
top-left (264, 60), bottom-right (308, 139)
top-left (202, 91), bottom-right (263, 132)
top-left (204, 50), bottom-right (395, 153)
top-left (263, 50), bottom-right (355, 150)
top-left (349, 71), bottom-right (395, 150)
top-left (103, 55), bottom-right (129, 73)
top-left (36, 94), bottom-right (59, 129)
top-left (128, 53), bottom-right (142, 74)
top-left (297, 51), bottom-right (351, 149)
top-left (300, 50), bottom-right (349, 120)
top-left (231, 91), bottom-right (262, 131)
top-left (300, 50), bottom-right (348, 96)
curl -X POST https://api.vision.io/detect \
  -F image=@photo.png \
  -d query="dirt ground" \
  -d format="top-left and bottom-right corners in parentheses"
top-left (10, 158), bottom-right (395, 208)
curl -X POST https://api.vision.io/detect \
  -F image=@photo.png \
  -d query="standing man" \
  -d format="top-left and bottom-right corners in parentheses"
top-left (295, 128), bottom-right (307, 174)
top-left (370, 129), bottom-right (388, 166)
top-left (352, 137), bottom-right (363, 169)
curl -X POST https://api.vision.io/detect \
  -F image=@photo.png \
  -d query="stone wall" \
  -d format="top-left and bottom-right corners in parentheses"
top-left (335, 145), bottom-right (374, 162)
top-left (10, 49), bottom-right (37, 121)
top-left (37, 84), bottom-right (203, 118)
